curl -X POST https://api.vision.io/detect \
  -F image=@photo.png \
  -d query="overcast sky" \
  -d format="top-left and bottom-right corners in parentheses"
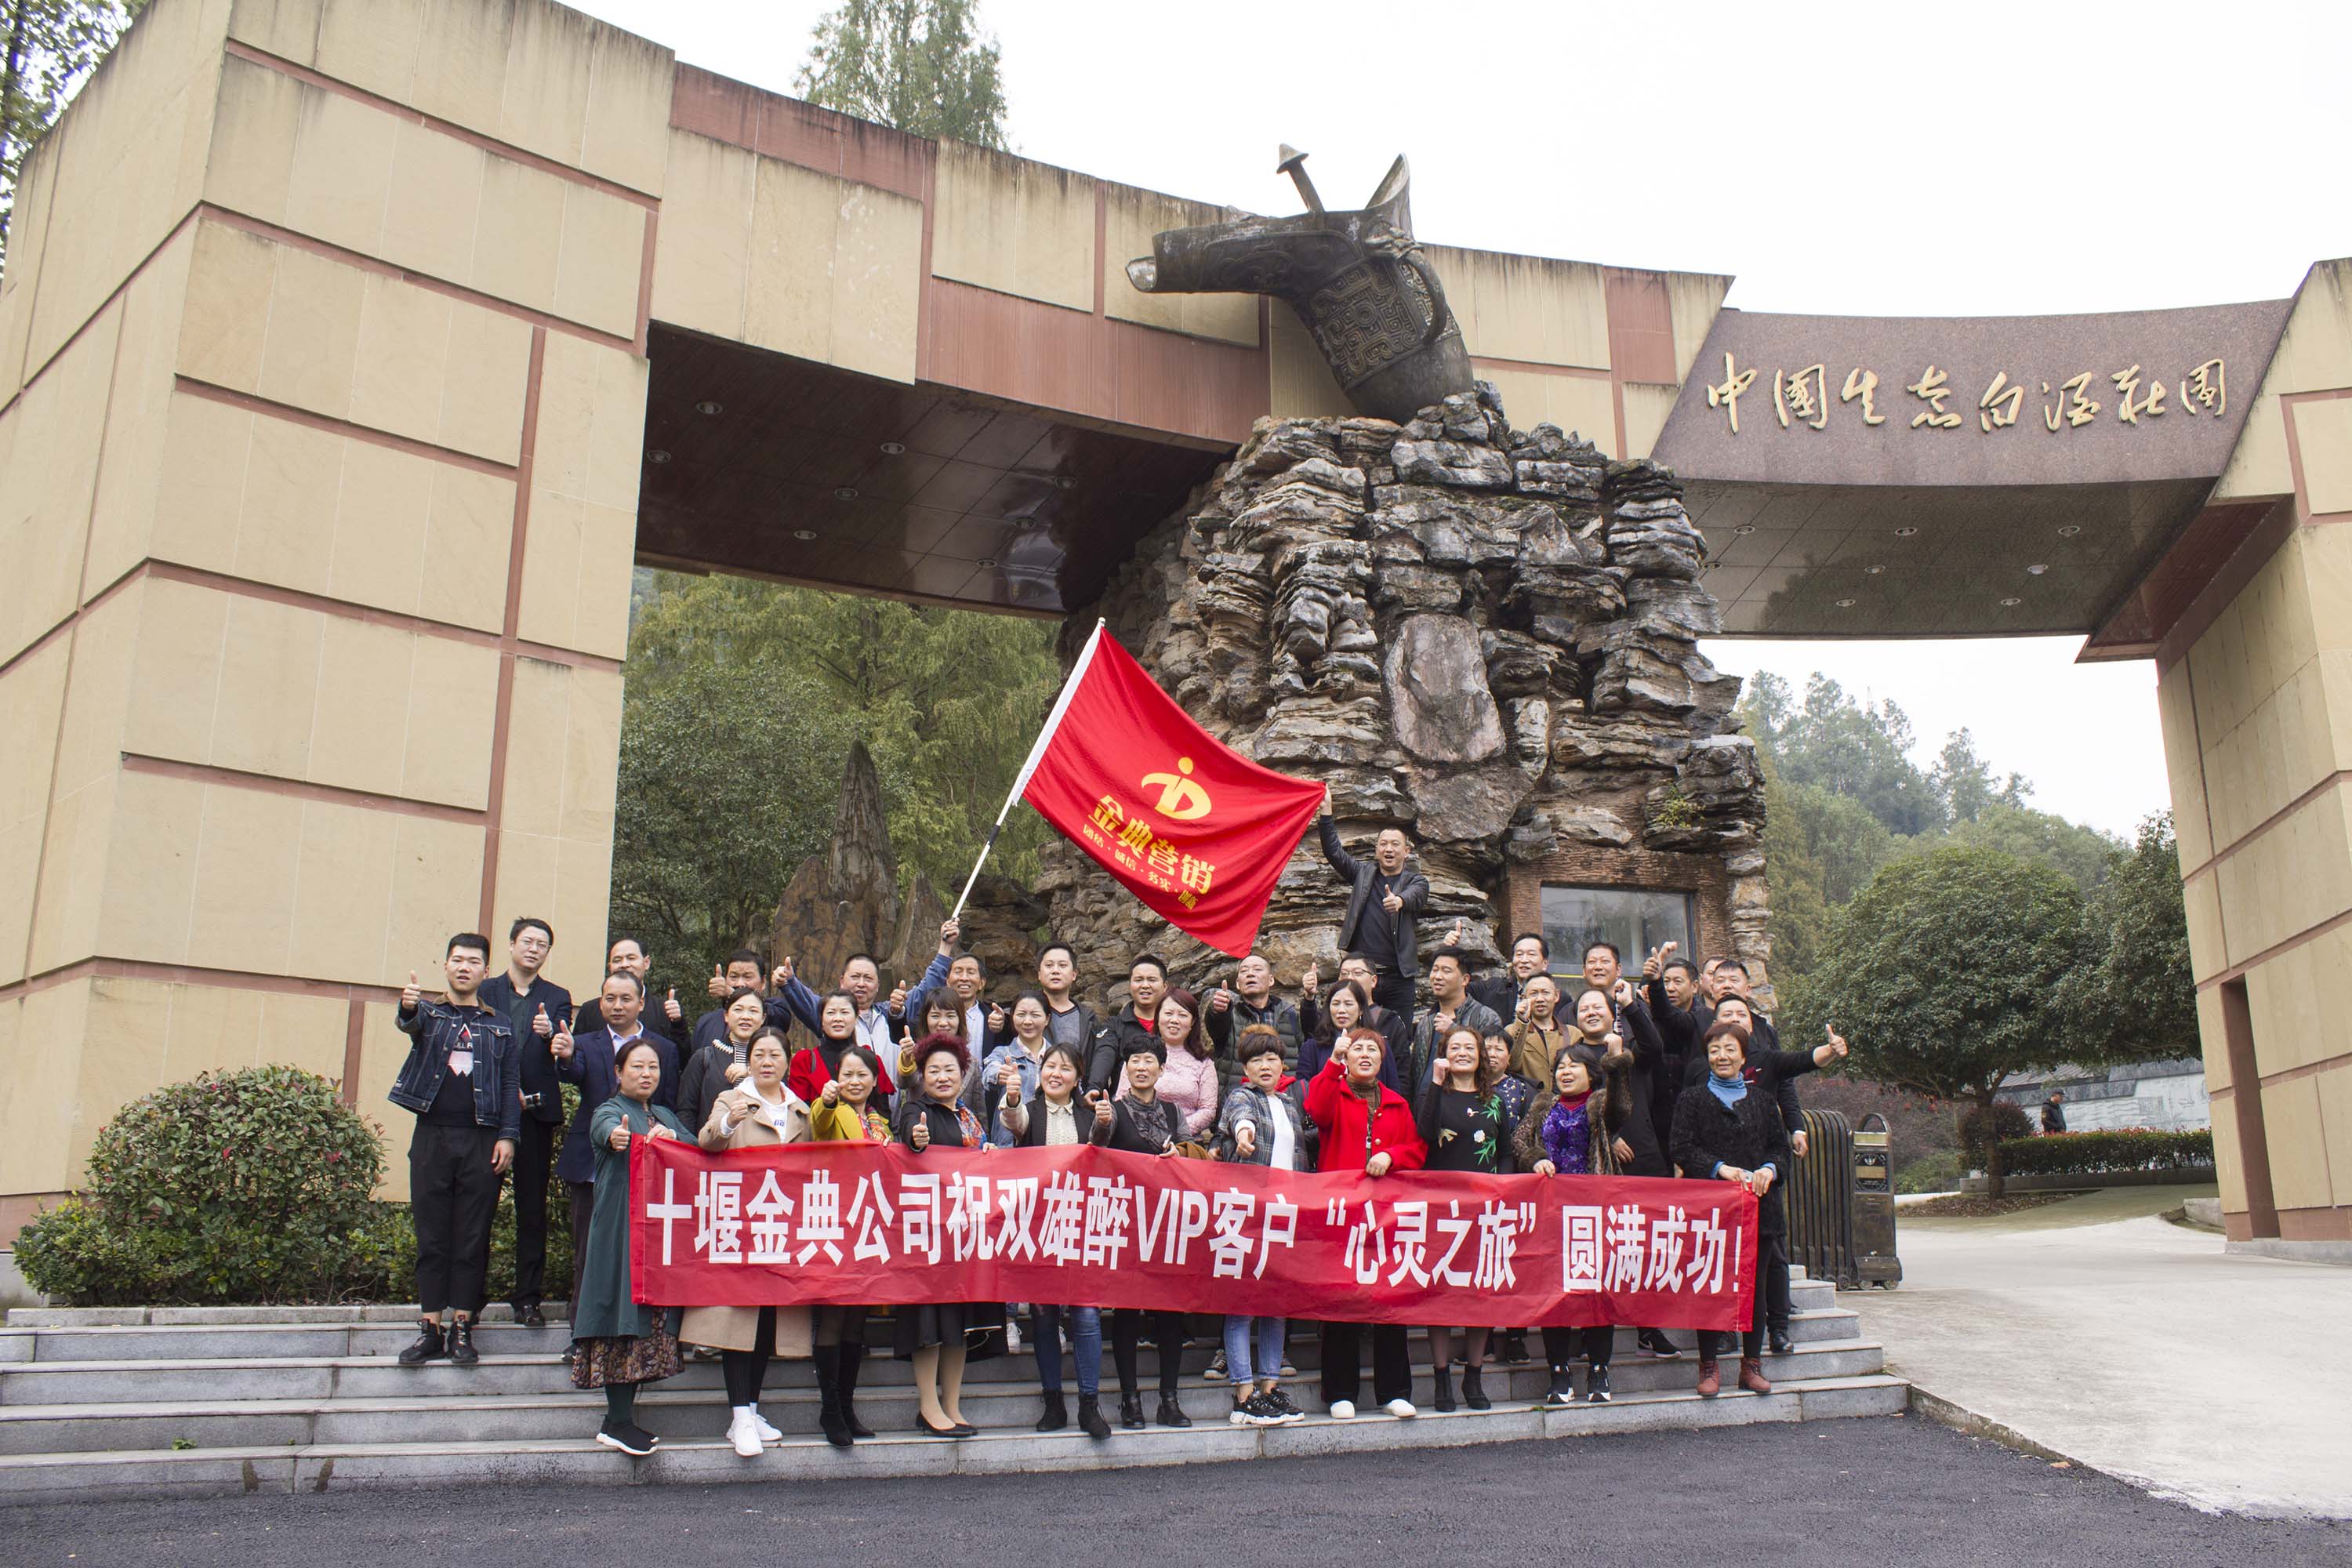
top-left (574, 0), bottom-right (2350, 838)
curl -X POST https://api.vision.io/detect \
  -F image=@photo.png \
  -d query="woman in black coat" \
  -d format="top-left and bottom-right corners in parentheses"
top-left (889, 1034), bottom-right (1005, 1435)
top-left (1669, 1021), bottom-right (1790, 1401)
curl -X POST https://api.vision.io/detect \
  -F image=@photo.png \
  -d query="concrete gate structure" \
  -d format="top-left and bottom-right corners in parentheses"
top-left (0, 0), bottom-right (2346, 1258)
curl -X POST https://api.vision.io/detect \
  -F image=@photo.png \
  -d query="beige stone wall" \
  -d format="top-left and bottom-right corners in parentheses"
top-left (2161, 257), bottom-right (2352, 1243)
top-left (0, 0), bottom-right (666, 1216)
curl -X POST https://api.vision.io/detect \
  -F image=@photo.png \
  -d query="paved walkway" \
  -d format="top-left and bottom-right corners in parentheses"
top-left (1850, 1185), bottom-right (2352, 1518)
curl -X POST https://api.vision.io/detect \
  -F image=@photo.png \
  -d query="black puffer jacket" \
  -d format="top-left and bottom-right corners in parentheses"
top-left (1670, 1078), bottom-right (1793, 1236)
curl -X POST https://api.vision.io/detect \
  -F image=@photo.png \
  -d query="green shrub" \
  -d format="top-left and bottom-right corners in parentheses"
top-left (1894, 1149), bottom-right (1962, 1194)
top-left (1958, 1101), bottom-right (2033, 1170)
top-left (17, 1065), bottom-right (387, 1305)
top-left (1995, 1128), bottom-right (2213, 1178)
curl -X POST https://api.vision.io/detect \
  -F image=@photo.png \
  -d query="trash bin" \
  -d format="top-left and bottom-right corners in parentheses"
top-left (1851, 1112), bottom-right (1901, 1287)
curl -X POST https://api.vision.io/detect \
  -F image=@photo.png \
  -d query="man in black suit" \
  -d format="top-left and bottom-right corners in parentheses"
top-left (551, 970), bottom-right (678, 1323)
top-left (474, 916), bottom-right (571, 1328)
top-left (1316, 786), bottom-right (1430, 1033)
top-left (1469, 931), bottom-right (1553, 1024)
top-left (572, 934), bottom-right (690, 1048)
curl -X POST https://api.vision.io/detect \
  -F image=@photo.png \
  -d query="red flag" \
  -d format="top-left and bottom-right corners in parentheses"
top-left (1015, 626), bottom-right (1323, 956)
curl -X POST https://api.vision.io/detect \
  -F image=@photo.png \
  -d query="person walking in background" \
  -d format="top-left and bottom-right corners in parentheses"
top-left (1671, 1022), bottom-right (1790, 1401)
top-left (998, 1042), bottom-right (1115, 1439)
top-left (1215, 1025), bottom-right (1315, 1427)
top-left (389, 935), bottom-right (519, 1370)
top-left (569, 1037), bottom-right (689, 1456)
top-left (1316, 785), bottom-right (1428, 1033)
top-left (1515, 1040), bottom-right (1638, 1406)
top-left (1305, 1026), bottom-right (1427, 1421)
top-left (474, 917), bottom-right (568, 1330)
top-left (2042, 1090), bottom-right (2068, 1134)
top-left (682, 1031), bottom-right (815, 1454)
top-left (1414, 1024), bottom-right (1510, 1411)
top-left (807, 1044), bottom-right (890, 1440)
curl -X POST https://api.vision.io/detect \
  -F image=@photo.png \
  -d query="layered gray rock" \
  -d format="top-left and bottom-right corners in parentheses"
top-left (1040, 385), bottom-right (1769, 1005)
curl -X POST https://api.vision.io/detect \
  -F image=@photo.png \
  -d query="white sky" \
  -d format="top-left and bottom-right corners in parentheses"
top-left (573, 0), bottom-right (2350, 837)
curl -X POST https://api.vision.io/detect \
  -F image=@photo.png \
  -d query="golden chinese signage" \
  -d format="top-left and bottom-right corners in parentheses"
top-left (1704, 352), bottom-right (2225, 437)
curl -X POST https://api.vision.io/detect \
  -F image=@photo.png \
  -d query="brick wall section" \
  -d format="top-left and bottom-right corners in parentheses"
top-left (1504, 844), bottom-right (1732, 966)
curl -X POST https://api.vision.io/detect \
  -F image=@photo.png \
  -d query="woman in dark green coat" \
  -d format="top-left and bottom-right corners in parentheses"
top-left (571, 1036), bottom-right (691, 1456)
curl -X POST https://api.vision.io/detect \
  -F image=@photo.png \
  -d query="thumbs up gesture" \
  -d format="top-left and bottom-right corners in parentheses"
top-left (909, 1119), bottom-right (931, 1151)
top-left (987, 1001), bottom-right (1007, 1034)
top-left (532, 1004), bottom-right (553, 1038)
top-left (1089, 1089), bottom-right (1113, 1126)
top-left (551, 1019), bottom-right (575, 1062)
top-left (400, 970), bottom-right (421, 1010)
top-left (664, 987), bottom-right (682, 1023)
top-left (997, 1055), bottom-right (1019, 1091)
top-left (706, 964), bottom-right (728, 1000)
top-left (771, 958), bottom-right (795, 989)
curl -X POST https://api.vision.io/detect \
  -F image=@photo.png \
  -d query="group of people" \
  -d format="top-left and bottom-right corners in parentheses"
top-left (387, 804), bottom-right (1846, 1458)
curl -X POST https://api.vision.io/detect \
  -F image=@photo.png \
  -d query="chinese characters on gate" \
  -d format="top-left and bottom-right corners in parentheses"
top-left (1705, 353), bottom-right (2227, 435)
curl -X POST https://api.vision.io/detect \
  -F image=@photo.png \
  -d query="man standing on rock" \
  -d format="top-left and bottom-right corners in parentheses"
top-left (1316, 785), bottom-right (1428, 1033)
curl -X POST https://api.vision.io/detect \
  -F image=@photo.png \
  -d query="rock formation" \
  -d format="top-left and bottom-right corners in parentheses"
top-left (1036, 384), bottom-right (1767, 1008)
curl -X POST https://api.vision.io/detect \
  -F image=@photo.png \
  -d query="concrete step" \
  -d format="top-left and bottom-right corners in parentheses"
top-left (0, 1374), bottom-right (1910, 1505)
top-left (0, 1282), bottom-right (1846, 1365)
top-left (0, 1308), bottom-right (1859, 1408)
top-left (0, 1334), bottom-right (1883, 1453)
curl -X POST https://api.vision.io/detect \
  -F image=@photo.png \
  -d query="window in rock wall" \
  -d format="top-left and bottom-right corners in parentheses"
top-left (1539, 885), bottom-right (1696, 974)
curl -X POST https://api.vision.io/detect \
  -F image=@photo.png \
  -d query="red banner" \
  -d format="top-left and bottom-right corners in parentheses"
top-left (1017, 627), bottom-right (1325, 956)
top-left (630, 1139), bottom-right (1757, 1330)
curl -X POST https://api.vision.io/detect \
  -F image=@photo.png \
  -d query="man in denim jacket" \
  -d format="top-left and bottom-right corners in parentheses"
top-left (389, 933), bottom-right (520, 1369)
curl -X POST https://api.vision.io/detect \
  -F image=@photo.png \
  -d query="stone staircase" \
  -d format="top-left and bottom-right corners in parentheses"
top-left (0, 1274), bottom-right (1906, 1504)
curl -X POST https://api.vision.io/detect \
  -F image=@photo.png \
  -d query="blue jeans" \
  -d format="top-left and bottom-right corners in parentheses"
top-left (1035, 1304), bottom-right (1101, 1397)
top-left (1223, 1315), bottom-right (1286, 1385)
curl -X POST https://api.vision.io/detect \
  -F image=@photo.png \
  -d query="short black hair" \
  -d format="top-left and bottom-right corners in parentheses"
top-left (724, 985), bottom-right (764, 1010)
top-left (447, 932), bottom-right (492, 959)
top-left (1237, 1023), bottom-right (1287, 1063)
top-left (615, 1036), bottom-right (665, 1072)
top-left (508, 916), bottom-right (553, 943)
top-left (603, 970), bottom-right (644, 997)
top-left (838, 1044), bottom-right (884, 1081)
top-left (949, 950), bottom-right (987, 978)
top-left (1583, 940), bottom-right (1621, 964)
top-left (1512, 931), bottom-right (1551, 958)
top-left (842, 952), bottom-right (879, 973)
top-left (750, 1026), bottom-right (789, 1051)
top-left (1427, 945), bottom-right (1468, 973)
top-left (726, 948), bottom-right (763, 971)
top-left (1122, 1036), bottom-right (1168, 1066)
top-left (1128, 953), bottom-right (1166, 980)
top-left (608, 933), bottom-right (646, 958)
top-left (1039, 941), bottom-right (1076, 967)
top-left (1714, 957), bottom-right (1751, 980)
top-left (1662, 956), bottom-right (1700, 980)
top-left (1342, 950), bottom-right (1377, 969)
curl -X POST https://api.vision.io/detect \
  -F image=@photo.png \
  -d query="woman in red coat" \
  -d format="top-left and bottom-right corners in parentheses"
top-left (1303, 1027), bottom-right (1428, 1421)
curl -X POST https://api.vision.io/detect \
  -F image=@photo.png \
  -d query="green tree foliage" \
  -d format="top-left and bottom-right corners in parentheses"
top-left (0, 0), bottom-right (146, 268)
top-left (794, 0), bottom-right (1008, 148)
top-left (1929, 726), bottom-right (2029, 825)
top-left (1781, 845), bottom-right (2103, 1195)
top-left (2074, 811), bottom-right (2197, 1059)
top-left (1742, 671), bottom-right (1947, 837)
top-left (615, 574), bottom-right (1059, 967)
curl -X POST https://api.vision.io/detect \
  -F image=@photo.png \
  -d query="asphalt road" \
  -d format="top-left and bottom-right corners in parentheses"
top-left (5, 1415), bottom-right (2345, 1567)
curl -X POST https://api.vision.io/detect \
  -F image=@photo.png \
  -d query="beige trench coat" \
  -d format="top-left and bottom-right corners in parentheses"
top-left (677, 1084), bottom-right (815, 1356)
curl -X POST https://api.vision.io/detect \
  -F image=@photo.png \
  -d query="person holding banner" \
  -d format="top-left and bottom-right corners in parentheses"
top-left (1671, 1022), bottom-right (1790, 1399)
top-left (1515, 1040), bottom-right (1638, 1406)
top-left (998, 1042), bottom-right (1116, 1439)
top-left (1214, 1025), bottom-right (1313, 1427)
top-left (1098, 1037), bottom-right (1196, 1428)
top-left (1483, 1029), bottom-right (1538, 1367)
top-left (1305, 1027), bottom-right (1428, 1420)
top-left (682, 1030), bottom-right (816, 1455)
top-left (891, 1035), bottom-right (1002, 1436)
top-left (571, 1037), bottom-right (689, 1457)
top-left (808, 1045), bottom-right (889, 1442)
top-left (1414, 1025), bottom-right (1512, 1411)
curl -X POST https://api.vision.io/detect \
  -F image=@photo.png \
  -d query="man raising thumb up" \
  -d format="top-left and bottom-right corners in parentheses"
top-left (474, 916), bottom-right (571, 1330)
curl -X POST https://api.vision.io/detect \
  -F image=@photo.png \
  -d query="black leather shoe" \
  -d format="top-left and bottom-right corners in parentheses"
top-left (517, 1305), bottom-right (546, 1329)
top-left (1768, 1330), bottom-right (1795, 1356)
top-left (1119, 1393), bottom-right (1146, 1430)
top-left (1155, 1394), bottom-right (1192, 1428)
top-left (447, 1319), bottom-right (479, 1366)
top-left (397, 1322), bottom-right (445, 1366)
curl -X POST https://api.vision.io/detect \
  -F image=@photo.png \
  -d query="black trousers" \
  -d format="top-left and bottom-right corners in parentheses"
top-left (1111, 1308), bottom-right (1184, 1399)
top-left (722, 1306), bottom-right (779, 1405)
top-left (409, 1121), bottom-right (500, 1316)
top-left (1320, 1321), bottom-right (1411, 1406)
top-left (1541, 1324), bottom-right (1615, 1369)
top-left (565, 1179), bottom-right (597, 1315)
top-left (1699, 1235), bottom-right (1776, 1359)
top-left (1370, 967), bottom-right (1416, 1036)
top-left (504, 1116), bottom-right (559, 1309)
top-left (1765, 1231), bottom-right (1792, 1334)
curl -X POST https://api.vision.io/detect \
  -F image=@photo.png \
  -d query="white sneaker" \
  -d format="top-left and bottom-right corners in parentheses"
top-left (1385, 1399), bottom-right (1417, 1419)
top-left (1328, 1399), bottom-right (1356, 1421)
top-left (1005, 1319), bottom-right (1023, 1354)
top-left (749, 1406), bottom-right (782, 1443)
top-left (728, 1407), bottom-right (763, 1458)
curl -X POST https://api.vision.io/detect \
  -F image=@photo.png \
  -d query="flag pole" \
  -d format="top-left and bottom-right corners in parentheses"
top-left (947, 619), bottom-right (1107, 921)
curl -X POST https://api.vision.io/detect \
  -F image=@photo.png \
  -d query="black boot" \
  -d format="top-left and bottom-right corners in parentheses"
top-left (1498, 1330), bottom-right (1530, 1364)
top-left (447, 1318), bottom-right (478, 1367)
top-left (1155, 1392), bottom-right (1192, 1428)
top-left (815, 1345), bottom-right (853, 1447)
top-left (1768, 1328), bottom-right (1795, 1356)
top-left (1462, 1365), bottom-right (1490, 1410)
top-left (397, 1319), bottom-right (445, 1366)
top-left (1119, 1392), bottom-right (1146, 1430)
top-left (1077, 1395), bottom-right (1112, 1439)
top-left (837, 1341), bottom-right (876, 1439)
top-left (1432, 1366), bottom-right (1455, 1412)
top-left (1036, 1390), bottom-right (1069, 1433)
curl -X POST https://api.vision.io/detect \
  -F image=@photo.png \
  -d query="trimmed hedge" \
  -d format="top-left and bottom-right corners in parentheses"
top-left (1993, 1128), bottom-right (2213, 1177)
